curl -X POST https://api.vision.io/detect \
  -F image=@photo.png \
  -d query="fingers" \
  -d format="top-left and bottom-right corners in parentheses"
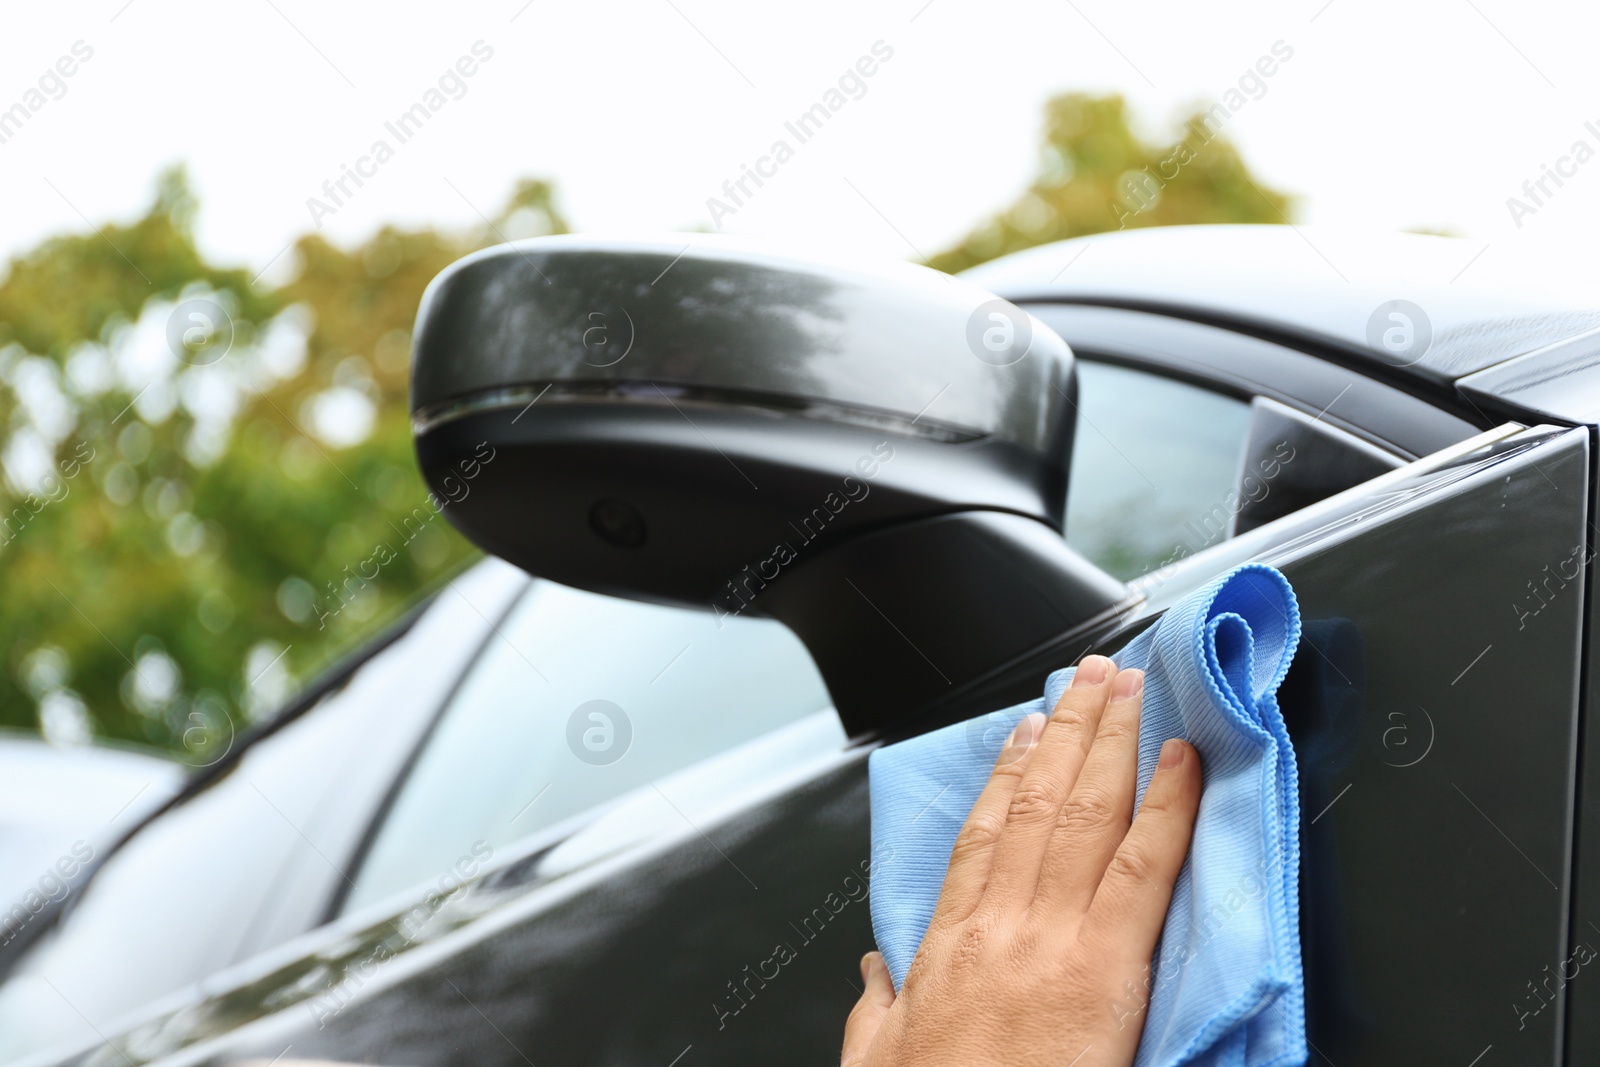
top-left (840, 952), bottom-right (896, 1066)
top-left (930, 711), bottom-right (1045, 927)
top-left (1032, 668), bottom-right (1145, 914)
top-left (1083, 738), bottom-right (1202, 959)
top-left (982, 656), bottom-right (1119, 903)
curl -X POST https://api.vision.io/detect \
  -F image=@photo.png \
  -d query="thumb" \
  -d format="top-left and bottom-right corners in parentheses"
top-left (841, 951), bottom-right (896, 1066)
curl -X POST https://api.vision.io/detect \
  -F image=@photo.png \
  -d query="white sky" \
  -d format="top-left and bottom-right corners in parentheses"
top-left (1, 0), bottom-right (1597, 286)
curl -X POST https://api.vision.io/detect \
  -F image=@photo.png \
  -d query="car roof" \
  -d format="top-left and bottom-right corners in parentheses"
top-left (0, 734), bottom-right (184, 905)
top-left (960, 225), bottom-right (1600, 385)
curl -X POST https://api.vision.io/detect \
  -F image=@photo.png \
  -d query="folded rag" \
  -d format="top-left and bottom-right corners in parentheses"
top-left (868, 563), bottom-right (1306, 1067)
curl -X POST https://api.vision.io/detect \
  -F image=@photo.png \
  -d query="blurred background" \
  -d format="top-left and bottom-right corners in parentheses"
top-left (1, 0), bottom-right (1595, 763)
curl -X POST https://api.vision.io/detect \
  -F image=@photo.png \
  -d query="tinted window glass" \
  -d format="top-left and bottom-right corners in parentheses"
top-left (0, 621), bottom-right (433, 1064)
top-left (1065, 361), bottom-right (1251, 579)
top-left (345, 580), bottom-right (832, 914)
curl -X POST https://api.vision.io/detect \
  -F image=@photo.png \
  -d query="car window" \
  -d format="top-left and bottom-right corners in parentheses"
top-left (1065, 360), bottom-right (1252, 579)
top-left (343, 580), bottom-right (833, 914)
top-left (0, 612), bottom-right (448, 1065)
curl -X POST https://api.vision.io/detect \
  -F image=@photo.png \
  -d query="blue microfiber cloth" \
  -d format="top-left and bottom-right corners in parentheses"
top-left (868, 563), bottom-right (1306, 1067)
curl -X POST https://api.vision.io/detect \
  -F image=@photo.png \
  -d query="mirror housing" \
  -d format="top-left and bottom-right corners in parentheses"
top-left (412, 236), bottom-right (1131, 736)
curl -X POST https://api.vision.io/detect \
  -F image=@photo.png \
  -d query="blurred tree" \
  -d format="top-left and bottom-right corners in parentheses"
top-left (0, 94), bottom-right (1281, 761)
top-left (925, 93), bottom-right (1294, 273)
top-left (0, 166), bottom-right (567, 762)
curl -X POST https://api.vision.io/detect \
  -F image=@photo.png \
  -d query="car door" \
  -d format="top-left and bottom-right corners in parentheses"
top-left (84, 417), bottom-right (1574, 1067)
top-left (1159, 422), bottom-right (1585, 1065)
top-left (1040, 306), bottom-right (1584, 1062)
top-left (17, 341), bottom-right (1564, 1067)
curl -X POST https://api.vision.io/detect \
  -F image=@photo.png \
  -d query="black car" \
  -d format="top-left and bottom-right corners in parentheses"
top-left (4, 225), bottom-right (1598, 1066)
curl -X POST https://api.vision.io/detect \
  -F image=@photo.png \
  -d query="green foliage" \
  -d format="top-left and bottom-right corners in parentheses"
top-left (0, 167), bottom-right (277, 358)
top-left (0, 166), bottom-right (568, 759)
top-left (0, 97), bottom-right (1284, 759)
top-left (925, 93), bottom-right (1294, 273)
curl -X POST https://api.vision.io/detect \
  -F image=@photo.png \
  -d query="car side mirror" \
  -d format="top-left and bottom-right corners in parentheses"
top-left (411, 236), bottom-right (1131, 738)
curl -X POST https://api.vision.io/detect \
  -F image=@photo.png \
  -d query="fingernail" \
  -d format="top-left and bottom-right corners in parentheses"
top-left (1005, 711), bottom-right (1046, 754)
top-left (1158, 738), bottom-right (1186, 769)
top-left (1073, 655), bottom-right (1113, 687)
top-left (860, 952), bottom-right (874, 984)
top-left (1112, 668), bottom-right (1144, 700)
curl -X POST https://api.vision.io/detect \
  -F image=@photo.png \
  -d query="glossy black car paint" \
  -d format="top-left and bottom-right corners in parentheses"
top-left (411, 237), bottom-right (1069, 451)
top-left (13, 231), bottom-right (1600, 1067)
top-left (43, 428), bottom-right (1584, 1067)
top-left (411, 240), bottom-right (1139, 738)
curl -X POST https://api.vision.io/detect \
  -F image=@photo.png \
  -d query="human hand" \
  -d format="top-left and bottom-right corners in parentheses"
top-left (841, 655), bottom-right (1202, 1067)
